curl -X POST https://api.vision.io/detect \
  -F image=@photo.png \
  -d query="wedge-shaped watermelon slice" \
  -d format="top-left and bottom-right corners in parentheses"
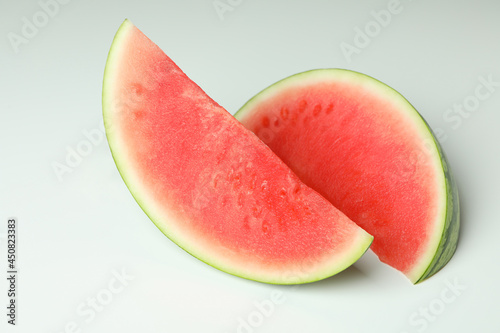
top-left (102, 20), bottom-right (373, 284)
top-left (236, 69), bottom-right (460, 283)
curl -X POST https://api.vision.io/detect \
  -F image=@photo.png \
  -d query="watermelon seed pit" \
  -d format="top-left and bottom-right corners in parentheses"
top-left (280, 106), bottom-right (289, 120)
top-left (131, 83), bottom-right (145, 96)
top-left (261, 116), bottom-right (270, 127)
top-left (313, 104), bottom-right (322, 116)
top-left (252, 206), bottom-right (263, 218)
top-left (326, 103), bottom-right (334, 114)
top-left (298, 100), bottom-right (308, 113)
top-left (256, 100), bottom-right (338, 145)
top-left (270, 116), bottom-right (281, 130)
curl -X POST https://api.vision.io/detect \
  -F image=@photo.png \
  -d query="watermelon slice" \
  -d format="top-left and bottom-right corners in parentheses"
top-left (102, 20), bottom-right (373, 284)
top-left (235, 69), bottom-right (460, 283)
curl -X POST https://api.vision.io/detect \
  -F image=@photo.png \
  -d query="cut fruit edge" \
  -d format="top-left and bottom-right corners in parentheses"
top-left (413, 127), bottom-right (460, 283)
top-left (102, 20), bottom-right (374, 285)
top-left (235, 69), bottom-right (460, 284)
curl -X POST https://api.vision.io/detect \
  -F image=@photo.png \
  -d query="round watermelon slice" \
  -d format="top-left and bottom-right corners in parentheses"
top-left (102, 20), bottom-right (373, 284)
top-left (235, 69), bottom-right (460, 284)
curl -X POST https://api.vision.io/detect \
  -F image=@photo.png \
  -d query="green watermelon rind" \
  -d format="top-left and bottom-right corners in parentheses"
top-left (103, 21), bottom-right (375, 285)
top-left (235, 68), bottom-right (460, 284)
top-left (413, 127), bottom-right (460, 283)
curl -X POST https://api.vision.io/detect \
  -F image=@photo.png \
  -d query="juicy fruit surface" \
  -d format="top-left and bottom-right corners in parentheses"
top-left (103, 21), bottom-right (373, 284)
top-left (236, 69), bottom-right (459, 283)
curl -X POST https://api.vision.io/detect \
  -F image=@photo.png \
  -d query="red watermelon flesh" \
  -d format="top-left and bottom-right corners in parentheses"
top-left (236, 69), bottom-right (459, 283)
top-left (102, 20), bottom-right (373, 284)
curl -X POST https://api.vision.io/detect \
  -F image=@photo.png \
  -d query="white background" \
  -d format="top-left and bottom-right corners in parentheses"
top-left (1, 0), bottom-right (499, 332)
